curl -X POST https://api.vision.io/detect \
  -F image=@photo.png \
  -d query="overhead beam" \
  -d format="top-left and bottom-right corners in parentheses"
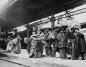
top-left (29, 7), bottom-right (86, 26)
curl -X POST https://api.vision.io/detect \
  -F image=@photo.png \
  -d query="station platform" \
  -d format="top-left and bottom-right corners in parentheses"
top-left (0, 49), bottom-right (86, 67)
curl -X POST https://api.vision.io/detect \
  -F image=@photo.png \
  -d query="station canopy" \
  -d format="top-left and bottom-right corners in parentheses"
top-left (0, 0), bottom-right (86, 31)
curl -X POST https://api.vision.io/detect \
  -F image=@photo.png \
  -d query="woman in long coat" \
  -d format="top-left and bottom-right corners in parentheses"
top-left (6, 36), bottom-right (12, 52)
top-left (13, 35), bottom-right (22, 54)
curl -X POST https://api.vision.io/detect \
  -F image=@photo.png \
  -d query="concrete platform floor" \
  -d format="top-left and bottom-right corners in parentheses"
top-left (0, 49), bottom-right (86, 67)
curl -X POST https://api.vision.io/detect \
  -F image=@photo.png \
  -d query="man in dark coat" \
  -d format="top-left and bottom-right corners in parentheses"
top-left (77, 31), bottom-right (86, 60)
top-left (72, 29), bottom-right (86, 60)
top-left (24, 36), bottom-right (31, 53)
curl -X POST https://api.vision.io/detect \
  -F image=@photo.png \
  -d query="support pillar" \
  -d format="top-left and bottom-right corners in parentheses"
top-left (26, 24), bottom-right (30, 37)
top-left (50, 15), bottom-right (56, 31)
top-left (0, 21), bottom-right (1, 38)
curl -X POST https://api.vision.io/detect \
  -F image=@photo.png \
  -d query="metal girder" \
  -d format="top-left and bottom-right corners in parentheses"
top-left (29, 7), bottom-right (86, 26)
top-left (56, 8), bottom-right (86, 19)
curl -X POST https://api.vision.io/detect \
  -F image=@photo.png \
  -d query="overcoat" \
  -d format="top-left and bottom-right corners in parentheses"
top-left (78, 32), bottom-right (86, 53)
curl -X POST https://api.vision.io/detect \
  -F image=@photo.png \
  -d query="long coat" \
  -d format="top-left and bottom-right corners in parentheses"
top-left (24, 37), bottom-right (31, 53)
top-left (58, 32), bottom-right (67, 49)
top-left (72, 36), bottom-right (80, 58)
top-left (6, 41), bottom-right (13, 51)
top-left (72, 32), bottom-right (86, 60)
top-left (6, 38), bottom-right (12, 51)
top-left (78, 32), bottom-right (86, 53)
top-left (13, 37), bottom-right (22, 54)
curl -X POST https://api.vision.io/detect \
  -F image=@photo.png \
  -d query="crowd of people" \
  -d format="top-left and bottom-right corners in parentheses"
top-left (0, 35), bottom-right (22, 54)
top-left (0, 25), bottom-right (86, 60)
top-left (24, 26), bottom-right (86, 60)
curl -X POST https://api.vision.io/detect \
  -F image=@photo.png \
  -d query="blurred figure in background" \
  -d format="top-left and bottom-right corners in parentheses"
top-left (6, 36), bottom-right (12, 52)
top-left (24, 34), bottom-right (31, 54)
top-left (14, 35), bottom-right (22, 54)
top-left (29, 32), bottom-right (38, 58)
